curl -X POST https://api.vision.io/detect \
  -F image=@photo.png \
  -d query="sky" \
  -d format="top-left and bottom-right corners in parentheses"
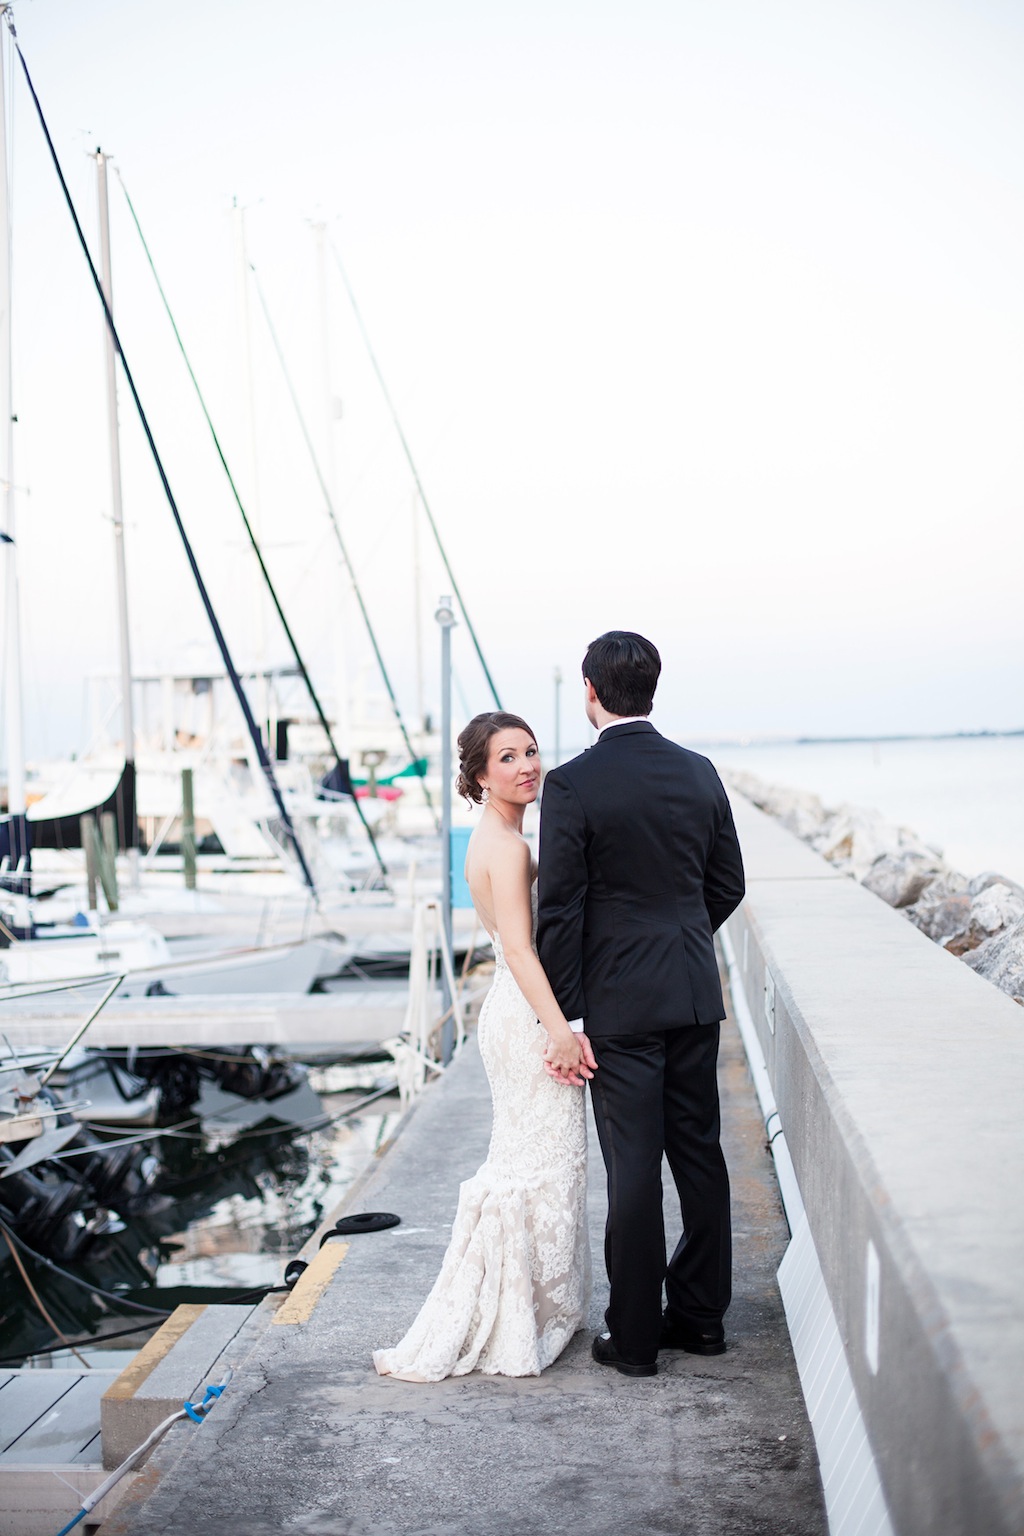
top-left (1, 0), bottom-right (1022, 769)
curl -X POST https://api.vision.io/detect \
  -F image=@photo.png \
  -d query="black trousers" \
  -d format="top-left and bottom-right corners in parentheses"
top-left (588, 1024), bottom-right (731, 1365)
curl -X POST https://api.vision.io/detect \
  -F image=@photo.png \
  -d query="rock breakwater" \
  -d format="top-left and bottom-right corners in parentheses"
top-left (722, 769), bottom-right (1024, 1007)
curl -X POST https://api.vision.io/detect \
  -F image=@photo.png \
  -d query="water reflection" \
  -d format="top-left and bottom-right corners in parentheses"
top-left (0, 1078), bottom-right (399, 1367)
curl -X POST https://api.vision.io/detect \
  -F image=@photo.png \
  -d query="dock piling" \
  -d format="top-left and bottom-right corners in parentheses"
top-left (99, 811), bottom-right (120, 911)
top-left (181, 767), bottom-right (196, 890)
top-left (81, 814), bottom-right (98, 911)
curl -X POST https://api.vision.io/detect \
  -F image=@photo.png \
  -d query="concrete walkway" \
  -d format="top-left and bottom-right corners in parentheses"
top-left (106, 993), bottom-right (826, 1536)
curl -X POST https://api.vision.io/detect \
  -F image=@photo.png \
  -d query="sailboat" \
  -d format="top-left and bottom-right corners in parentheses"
top-left (0, 113), bottom-right (354, 994)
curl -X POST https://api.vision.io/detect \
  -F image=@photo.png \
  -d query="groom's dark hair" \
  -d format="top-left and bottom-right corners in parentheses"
top-left (583, 631), bottom-right (661, 717)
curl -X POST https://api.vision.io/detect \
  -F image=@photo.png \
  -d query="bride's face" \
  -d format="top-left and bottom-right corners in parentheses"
top-left (482, 729), bottom-right (541, 806)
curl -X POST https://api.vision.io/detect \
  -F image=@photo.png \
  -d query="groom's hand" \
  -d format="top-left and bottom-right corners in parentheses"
top-left (543, 1032), bottom-right (597, 1087)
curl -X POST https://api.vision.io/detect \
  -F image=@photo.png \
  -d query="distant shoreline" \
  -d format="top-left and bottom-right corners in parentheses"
top-left (549, 728), bottom-right (1024, 760)
top-left (692, 729), bottom-right (1024, 748)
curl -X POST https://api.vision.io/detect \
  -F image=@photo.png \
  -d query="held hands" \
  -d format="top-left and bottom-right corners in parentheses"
top-left (543, 1029), bottom-right (598, 1088)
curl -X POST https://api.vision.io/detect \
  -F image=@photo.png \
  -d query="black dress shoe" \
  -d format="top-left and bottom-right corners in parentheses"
top-left (659, 1317), bottom-right (727, 1356)
top-left (592, 1332), bottom-right (658, 1377)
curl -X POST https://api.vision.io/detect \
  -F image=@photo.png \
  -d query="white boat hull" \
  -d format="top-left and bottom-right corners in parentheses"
top-left (0, 929), bottom-right (349, 997)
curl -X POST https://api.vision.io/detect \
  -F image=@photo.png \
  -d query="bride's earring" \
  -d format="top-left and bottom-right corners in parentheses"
top-left (481, 786), bottom-right (490, 803)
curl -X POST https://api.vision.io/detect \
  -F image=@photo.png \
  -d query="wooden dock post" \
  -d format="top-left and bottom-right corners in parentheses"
top-left (80, 814), bottom-right (98, 911)
top-left (181, 767), bottom-right (196, 890)
top-left (99, 811), bottom-right (120, 911)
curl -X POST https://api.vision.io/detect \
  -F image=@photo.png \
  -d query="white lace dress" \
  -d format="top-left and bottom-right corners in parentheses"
top-left (373, 903), bottom-right (590, 1381)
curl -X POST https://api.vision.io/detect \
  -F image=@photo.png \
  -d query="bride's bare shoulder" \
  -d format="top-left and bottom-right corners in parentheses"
top-left (467, 817), bottom-right (530, 879)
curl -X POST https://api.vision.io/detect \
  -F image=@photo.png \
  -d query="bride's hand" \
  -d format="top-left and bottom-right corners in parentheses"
top-left (543, 1028), bottom-right (594, 1086)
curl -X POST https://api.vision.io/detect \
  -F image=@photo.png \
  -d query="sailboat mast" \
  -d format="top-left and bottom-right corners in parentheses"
top-left (313, 220), bottom-right (351, 751)
top-left (0, 12), bottom-right (25, 827)
top-left (232, 201), bottom-right (269, 748)
top-left (95, 148), bottom-right (138, 876)
top-left (412, 491), bottom-right (426, 737)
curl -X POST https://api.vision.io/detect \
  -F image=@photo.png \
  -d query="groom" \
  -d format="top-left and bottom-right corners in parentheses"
top-left (537, 631), bottom-right (745, 1377)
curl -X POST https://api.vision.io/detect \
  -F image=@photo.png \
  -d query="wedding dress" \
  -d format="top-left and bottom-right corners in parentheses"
top-left (373, 893), bottom-right (590, 1380)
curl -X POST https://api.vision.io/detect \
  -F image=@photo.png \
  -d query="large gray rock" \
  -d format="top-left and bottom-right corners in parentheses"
top-left (775, 789), bottom-right (829, 842)
top-left (904, 871), bottom-right (972, 943)
top-left (968, 870), bottom-right (1024, 901)
top-left (963, 917), bottom-right (1024, 1005)
top-left (720, 770), bottom-right (828, 842)
top-left (970, 881), bottom-right (1024, 937)
top-left (861, 851), bottom-right (946, 909)
top-left (810, 805), bottom-right (940, 881)
top-left (904, 875), bottom-right (1023, 956)
top-left (946, 882), bottom-right (1024, 956)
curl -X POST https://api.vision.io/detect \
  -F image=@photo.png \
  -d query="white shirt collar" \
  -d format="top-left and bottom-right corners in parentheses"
top-left (598, 715), bottom-right (652, 737)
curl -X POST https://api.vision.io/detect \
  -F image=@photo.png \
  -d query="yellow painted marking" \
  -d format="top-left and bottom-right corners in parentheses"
top-left (102, 1305), bottom-right (207, 1403)
top-left (272, 1241), bottom-right (350, 1325)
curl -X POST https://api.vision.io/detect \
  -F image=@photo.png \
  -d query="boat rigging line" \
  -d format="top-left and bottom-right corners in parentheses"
top-left (46, 1079), bottom-right (399, 1158)
top-left (5, 19), bottom-right (318, 898)
top-left (0, 1317), bottom-right (163, 1365)
top-left (0, 1216), bottom-right (174, 1315)
top-left (329, 238), bottom-right (503, 711)
top-left (112, 170), bottom-right (389, 887)
top-left (249, 259), bottom-right (438, 823)
top-left (37, 974), bottom-right (124, 1087)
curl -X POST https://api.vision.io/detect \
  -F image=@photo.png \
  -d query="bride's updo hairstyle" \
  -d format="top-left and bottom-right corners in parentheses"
top-left (456, 712), bottom-right (538, 806)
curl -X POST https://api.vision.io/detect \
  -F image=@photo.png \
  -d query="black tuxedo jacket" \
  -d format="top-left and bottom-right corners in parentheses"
top-left (536, 722), bottom-right (745, 1035)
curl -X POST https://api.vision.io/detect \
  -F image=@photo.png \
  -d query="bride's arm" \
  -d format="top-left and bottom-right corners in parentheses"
top-left (489, 839), bottom-right (593, 1082)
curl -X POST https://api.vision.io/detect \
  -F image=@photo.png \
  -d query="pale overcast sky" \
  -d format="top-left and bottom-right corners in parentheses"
top-left (3, 0), bottom-right (1022, 763)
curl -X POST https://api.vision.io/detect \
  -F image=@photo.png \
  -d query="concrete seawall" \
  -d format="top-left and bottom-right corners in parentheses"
top-left (724, 795), bottom-right (1024, 1536)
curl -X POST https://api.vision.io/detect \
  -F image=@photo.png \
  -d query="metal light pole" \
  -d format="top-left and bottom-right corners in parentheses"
top-left (435, 594), bottom-right (457, 1061)
top-left (553, 666), bottom-right (563, 768)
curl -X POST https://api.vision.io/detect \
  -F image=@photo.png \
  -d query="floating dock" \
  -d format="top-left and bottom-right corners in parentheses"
top-left (0, 1369), bottom-right (130, 1534)
top-left (0, 987), bottom-right (417, 1052)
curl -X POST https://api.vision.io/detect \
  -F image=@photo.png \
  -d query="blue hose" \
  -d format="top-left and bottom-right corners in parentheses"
top-left (53, 1512), bottom-right (86, 1536)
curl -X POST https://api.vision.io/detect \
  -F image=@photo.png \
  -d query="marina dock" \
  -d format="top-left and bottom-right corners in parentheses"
top-left (4, 796), bottom-right (1023, 1536)
top-left (98, 968), bottom-right (826, 1536)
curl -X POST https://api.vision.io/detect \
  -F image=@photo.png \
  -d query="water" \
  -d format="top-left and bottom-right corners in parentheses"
top-left (0, 1075), bottom-right (400, 1369)
top-left (707, 736), bottom-right (1024, 887)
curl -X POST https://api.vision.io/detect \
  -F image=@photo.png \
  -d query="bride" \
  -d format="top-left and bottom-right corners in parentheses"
top-left (373, 711), bottom-right (594, 1381)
